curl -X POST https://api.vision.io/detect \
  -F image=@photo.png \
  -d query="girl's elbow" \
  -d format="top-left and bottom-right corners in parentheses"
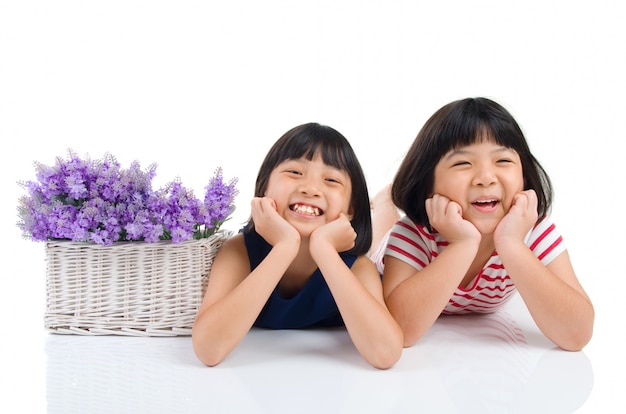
top-left (385, 299), bottom-right (427, 348)
top-left (369, 346), bottom-right (403, 370)
top-left (556, 310), bottom-right (595, 352)
top-left (403, 335), bottom-right (418, 348)
top-left (560, 323), bottom-right (594, 352)
top-left (360, 328), bottom-right (404, 369)
top-left (193, 342), bottom-right (227, 367)
top-left (401, 324), bottom-right (426, 348)
top-left (558, 332), bottom-right (592, 352)
top-left (197, 353), bottom-right (225, 367)
top-left (192, 330), bottom-right (227, 367)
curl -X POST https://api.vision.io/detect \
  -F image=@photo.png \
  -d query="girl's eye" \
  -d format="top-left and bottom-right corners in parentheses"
top-left (452, 161), bottom-right (470, 167)
top-left (497, 159), bottom-right (513, 164)
top-left (326, 178), bottom-right (341, 184)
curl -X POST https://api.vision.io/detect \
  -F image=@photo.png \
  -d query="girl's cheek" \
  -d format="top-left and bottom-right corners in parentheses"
top-left (504, 196), bottom-right (517, 213)
top-left (263, 186), bottom-right (280, 201)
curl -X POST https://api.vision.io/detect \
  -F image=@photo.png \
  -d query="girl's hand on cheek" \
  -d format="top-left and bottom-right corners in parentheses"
top-left (251, 197), bottom-right (300, 247)
top-left (310, 212), bottom-right (356, 253)
top-left (494, 190), bottom-right (538, 246)
top-left (426, 194), bottom-right (481, 245)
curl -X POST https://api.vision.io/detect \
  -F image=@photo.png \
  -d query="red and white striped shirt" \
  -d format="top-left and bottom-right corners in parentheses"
top-left (380, 215), bottom-right (565, 314)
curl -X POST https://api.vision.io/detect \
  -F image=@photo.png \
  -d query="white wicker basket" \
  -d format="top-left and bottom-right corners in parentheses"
top-left (44, 230), bottom-right (233, 336)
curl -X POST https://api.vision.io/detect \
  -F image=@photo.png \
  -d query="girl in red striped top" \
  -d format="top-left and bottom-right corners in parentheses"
top-left (371, 97), bottom-right (594, 351)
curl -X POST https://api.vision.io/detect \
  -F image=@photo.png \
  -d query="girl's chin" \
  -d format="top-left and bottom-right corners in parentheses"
top-left (468, 220), bottom-right (500, 236)
top-left (286, 220), bottom-right (318, 237)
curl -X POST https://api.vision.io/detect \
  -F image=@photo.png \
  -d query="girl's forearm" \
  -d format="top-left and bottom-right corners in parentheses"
top-left (385, 242), bottom-right (478, 346)
top-left (312, 248), bottom-right (403, 369)
top-left (192, 244), bottom-right (296, 366)
top-left (497, 244), bottom-right (594, 350)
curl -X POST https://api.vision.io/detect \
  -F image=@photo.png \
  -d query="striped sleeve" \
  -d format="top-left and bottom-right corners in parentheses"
top-left (525, 216), bottom-right (565, 265)
top-left (384, 216), bottom-right (439, 271)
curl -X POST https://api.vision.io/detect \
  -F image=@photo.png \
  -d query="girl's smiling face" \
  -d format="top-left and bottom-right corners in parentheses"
top-left (433, 138), bottom-right (524, 235)
top-left (265, 153), bottom-right (353, 236)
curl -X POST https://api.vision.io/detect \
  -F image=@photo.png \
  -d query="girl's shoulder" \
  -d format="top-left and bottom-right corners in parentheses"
top-left (222, 231), bottom-right (245, 246)
top-left (394, 214), bottom-right (426, 229)
top-left (216, 232), bottom-right (248, 259)
top-left (526, 215), bottom-right (559, 241)
top-left (525, 215), bottom-right (565, 260)
top-left (392, 215), bottom-right (437, 241)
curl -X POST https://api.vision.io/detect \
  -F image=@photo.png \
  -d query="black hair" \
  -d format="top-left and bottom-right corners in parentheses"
top-left (392, 97), bottom-right (553, 227)
top-left (245, 122), bottom-right (372, 256)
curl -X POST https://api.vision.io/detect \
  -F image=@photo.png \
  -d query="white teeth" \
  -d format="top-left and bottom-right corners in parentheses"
top-left (293, 204), bottom-right (320, 216)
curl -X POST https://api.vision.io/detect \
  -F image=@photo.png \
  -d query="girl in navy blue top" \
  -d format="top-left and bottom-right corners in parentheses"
top-left (192, 123), bottom-right (403, 369)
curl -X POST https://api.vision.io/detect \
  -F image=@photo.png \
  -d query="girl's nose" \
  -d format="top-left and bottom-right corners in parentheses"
top-left (472, 166), bottom-right (497, 187)
top-left (298, 177), bottom-right (322, 196)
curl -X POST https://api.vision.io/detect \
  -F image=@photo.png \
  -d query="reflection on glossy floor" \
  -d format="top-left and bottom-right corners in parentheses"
top-left (41, 293), bottom-right (593, 414)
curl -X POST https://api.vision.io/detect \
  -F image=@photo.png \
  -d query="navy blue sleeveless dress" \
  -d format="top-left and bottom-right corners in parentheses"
top-left (243, 229), bottom-right (357, 329)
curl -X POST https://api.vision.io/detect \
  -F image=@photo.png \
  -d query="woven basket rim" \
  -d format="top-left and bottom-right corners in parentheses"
top-left (45, 230), bottom-right (233, 248)
top-left (43, 230), bottom-right (233, 336)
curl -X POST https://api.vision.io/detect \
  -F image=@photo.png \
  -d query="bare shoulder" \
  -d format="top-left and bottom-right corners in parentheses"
top-left (212, 233), bottom-right (248, 269)
top-left (205, 233), bottom-right (250, 293)
top-left (217, 232), bottom-right (246, 254)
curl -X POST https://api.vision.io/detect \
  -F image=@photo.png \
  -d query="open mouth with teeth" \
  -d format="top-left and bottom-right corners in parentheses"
top-left (472, 199), bottom-right (499, 209)
top-left (290, 203), bottom-right (323, 216)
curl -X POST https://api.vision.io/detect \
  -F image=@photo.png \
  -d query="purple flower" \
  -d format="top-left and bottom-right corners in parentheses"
top-left (199, 167), bottom-right (239, 237)
top-left (17, 150), bottom-right (238, 245)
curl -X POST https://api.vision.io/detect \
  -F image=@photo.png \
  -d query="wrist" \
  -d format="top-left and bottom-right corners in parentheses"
top-left (494, 237), bottom-right (526, 257)
top-left (273, 237), bottom-right (300, 257)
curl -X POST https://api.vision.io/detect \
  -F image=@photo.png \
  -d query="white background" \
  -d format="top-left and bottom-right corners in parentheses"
top-left (1, 1), bottom-right (624, 412)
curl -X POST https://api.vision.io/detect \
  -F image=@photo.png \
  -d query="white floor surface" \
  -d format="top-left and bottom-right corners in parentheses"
top-left (1, 281), bottom-right (616, 414)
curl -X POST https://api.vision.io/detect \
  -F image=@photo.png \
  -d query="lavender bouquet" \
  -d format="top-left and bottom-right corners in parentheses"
top-left (17, 150), bottom-right (238, 246)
